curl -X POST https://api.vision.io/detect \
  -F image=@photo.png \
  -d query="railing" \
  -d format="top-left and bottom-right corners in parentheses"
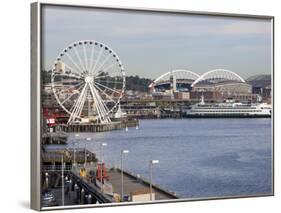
top-left (41, 165), bottom-right (73, 171)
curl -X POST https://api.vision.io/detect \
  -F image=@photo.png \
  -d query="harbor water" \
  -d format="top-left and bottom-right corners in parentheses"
top-left (67, 118), bottom-right (272, 199)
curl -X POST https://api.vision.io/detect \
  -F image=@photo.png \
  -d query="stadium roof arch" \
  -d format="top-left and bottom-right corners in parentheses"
top-left (149, 69), bottom-right (200, 88)
top-left (191, 69), bottom-right (245, 87)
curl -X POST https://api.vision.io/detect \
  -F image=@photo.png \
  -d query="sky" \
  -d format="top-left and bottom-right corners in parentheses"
top-left (42, 5), bottom-right (272, 80)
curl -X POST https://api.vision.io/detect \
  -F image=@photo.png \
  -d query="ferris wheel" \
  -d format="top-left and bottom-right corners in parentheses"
top-left (51, 40), bottom-right (125, 124)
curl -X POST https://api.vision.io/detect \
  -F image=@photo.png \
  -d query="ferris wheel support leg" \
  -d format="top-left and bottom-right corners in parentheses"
top-left (77, 87), bottom-right (88, 118)
top-left (96, 87), bottom-right (112, 123)
top-left (67, 84), bottom-right (88, 124)
top-left (89, 83), bottom-right (111, 124)
top-left (89, 83), bottom-right (107, 123)
top-left (93, 85), bottom-right (111, 123)
top-left (88, 82), bottom-right (104, 123)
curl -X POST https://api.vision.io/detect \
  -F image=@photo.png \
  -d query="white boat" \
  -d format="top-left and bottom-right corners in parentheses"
top-left (184, 96), bottom-right (271, 118)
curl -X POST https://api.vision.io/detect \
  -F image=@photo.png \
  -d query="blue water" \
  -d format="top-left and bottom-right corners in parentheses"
top-left (67, 118), bottom-right (272, 199)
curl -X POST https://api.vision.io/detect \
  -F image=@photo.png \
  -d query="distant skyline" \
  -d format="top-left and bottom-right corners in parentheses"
top-left (42, 5), bottom-right (272, 80)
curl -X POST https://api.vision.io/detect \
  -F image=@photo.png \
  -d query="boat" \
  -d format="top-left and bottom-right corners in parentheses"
top-left (184, 96), bottom-right (272, 118)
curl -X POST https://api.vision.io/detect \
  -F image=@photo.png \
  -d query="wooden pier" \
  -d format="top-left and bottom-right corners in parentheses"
top-left (55, 119), bottom-right (139, 133)
top-left (42, 148), bottom-right (97, 164)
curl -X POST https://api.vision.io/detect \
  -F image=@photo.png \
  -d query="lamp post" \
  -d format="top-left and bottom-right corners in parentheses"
top-left (71, 134), bottom-right (79, 168)
top-left (61, 153), bottom-right (65, 206)
top-left (45, 172), bottom-right (49, 189)
top-left (84, 137), bottom-right (91, 167)
top-left (121, 150), bottom-right (129, 201)
top-left (73, 142), bottom-right (77, 168)
top-left (100, 143), bottom-right (107, 193)
top-left (149, 160), bottom-right (159, 201)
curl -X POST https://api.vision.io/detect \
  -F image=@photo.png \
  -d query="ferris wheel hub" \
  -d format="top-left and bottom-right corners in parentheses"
top-left (84, 76), bottom-right (93, 83)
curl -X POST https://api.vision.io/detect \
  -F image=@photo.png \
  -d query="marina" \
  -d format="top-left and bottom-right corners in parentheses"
top-left (67, 118), bottom-right (272, 199)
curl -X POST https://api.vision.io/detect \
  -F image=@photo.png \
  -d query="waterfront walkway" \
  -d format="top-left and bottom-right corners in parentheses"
top-left (107, 168), bottom-right (178, 200)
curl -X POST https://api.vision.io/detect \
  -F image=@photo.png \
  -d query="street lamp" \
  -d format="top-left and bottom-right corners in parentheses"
top-left (100, 143), bottom-right (107, 193)
top-left (45, 172), bottom-right (49, 189)
top-left (84, 137), bottom-right (91, 167)
top-left (149, 160), bottom-right (159, 201)
top-left (121, 150), bottom-right (129, 201)
top-left (61, 152), bottom-right (65, 206)
top-left (70, 134), bottom-right (79, 168)
top-left (73, 142), bottom-right (78, 168)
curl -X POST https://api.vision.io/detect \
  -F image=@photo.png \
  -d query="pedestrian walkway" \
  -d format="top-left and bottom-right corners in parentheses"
top-left (107, 168), bottom-right (178, 200)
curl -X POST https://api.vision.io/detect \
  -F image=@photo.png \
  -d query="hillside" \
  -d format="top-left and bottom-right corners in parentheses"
top-left (42, 70), bottom-right (152, 92)
top-left (246, 74), bottom-right (271, 88)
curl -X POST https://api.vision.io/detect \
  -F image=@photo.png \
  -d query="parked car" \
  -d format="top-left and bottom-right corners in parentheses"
top-left (41, 190), bottom-right (57, 207)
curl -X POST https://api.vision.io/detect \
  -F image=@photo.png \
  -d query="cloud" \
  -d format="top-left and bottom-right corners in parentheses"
top-left (42, 5), bottom-right (272, 78)
top-left (43, 5), bottom-right (271, 39)
top-left (110, 18), bottom-right (271, 38)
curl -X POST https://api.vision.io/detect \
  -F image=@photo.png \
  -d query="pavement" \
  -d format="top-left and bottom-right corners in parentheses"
top-left (107, 168), bottom-right (177, 200)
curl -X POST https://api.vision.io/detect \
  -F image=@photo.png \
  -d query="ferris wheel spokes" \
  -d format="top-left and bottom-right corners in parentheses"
top-left (61, 61), bottom-right (82, 77)
top-left (94, 70), bottom-right (120, 79)
top-left (94, 63), bottom-right (116, 78)
top-left (94, 85), bottom-right (110, 123)
top-left (82, 44), bottom-right (89, 71)
top-left (93, 83), bottom-right (118, 104)
top-left (96, 79), bottom-right (123, 85)
top-left (67, 83), bottom-right (88, 124)
top-left (93, 53), bottom-right (112, 75)
top-left (90, 83), bottom-right (111, 113)
top-left (88, 43), bottom-right (96, 73)
top-left (88, 82), bottom-right (111, 123)
top-left (52, 40), bottom-right (125, 125)
top-left (64, 52), bottom-right (84, 76)
top-left (61, 83), bottom-right (85, 105)
top-left (94, 81), bottom-right (122, 95)
top-left (73, 44), bottom-right (86, 72)
top-left (91, 46), bottom-right (104, 76)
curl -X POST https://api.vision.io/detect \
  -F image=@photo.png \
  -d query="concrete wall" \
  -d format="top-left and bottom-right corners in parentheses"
top-left (131, 193), bottom-right (155, 202)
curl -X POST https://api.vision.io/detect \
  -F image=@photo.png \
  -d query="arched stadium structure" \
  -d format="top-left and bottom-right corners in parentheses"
top-left (191, 69), bottom-right (245, 87)
top-left (149, 69), bottom-right (200, 93)
top-left (150, 69), bottom-right (253, 102)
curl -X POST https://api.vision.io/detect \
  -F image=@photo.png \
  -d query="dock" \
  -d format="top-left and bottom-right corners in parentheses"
top-left (42, 166), bottom-right (178, 207)
top-left (107, 168), bottom-right (178, 200)
top-left (41, 133), bottom-right (179, 207)
top-left (55, 119), bottom-right (139, 133)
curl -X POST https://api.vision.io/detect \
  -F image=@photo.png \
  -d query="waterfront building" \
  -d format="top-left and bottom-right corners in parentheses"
top-left (55, 61), bottom-right (65, 73)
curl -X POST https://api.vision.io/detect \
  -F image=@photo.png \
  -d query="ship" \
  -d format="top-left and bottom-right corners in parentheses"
top-left (184, 96), bottom-right (272, 118)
